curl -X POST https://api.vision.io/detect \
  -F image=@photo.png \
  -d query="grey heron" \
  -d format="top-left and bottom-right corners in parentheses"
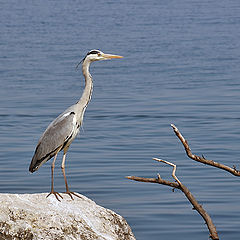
top-left (29, 50), bottom-right (123, 201)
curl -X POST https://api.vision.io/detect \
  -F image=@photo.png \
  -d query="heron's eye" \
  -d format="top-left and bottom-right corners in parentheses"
top-left (97, 53), bottom-right (101, 56)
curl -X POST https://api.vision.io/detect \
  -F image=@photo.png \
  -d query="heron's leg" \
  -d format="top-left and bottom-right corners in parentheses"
top-left (46, 153), bottom-right (63, 201)
top-left (61, 148), bottom-right (81, 200)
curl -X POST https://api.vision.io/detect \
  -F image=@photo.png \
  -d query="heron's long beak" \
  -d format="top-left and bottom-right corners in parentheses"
top-left (102, 53), bottom-right (123, 59)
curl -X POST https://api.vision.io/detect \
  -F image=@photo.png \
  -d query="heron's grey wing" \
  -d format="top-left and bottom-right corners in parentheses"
top-left (29, 111), bottom-right (76, 172)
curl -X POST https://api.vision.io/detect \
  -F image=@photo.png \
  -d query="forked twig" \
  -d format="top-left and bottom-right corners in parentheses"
top-left (127, 159), bottom-right (219, 240)
top-left (171, 124), bottom-right (240, 176)
top-left (155, 158), bottom-right (218, 240)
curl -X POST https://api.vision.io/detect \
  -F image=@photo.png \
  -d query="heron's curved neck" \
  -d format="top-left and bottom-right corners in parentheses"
top-left (77, 60), bottom-right (93, 107)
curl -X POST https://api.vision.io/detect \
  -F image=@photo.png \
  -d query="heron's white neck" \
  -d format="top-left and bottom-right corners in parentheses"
top-left (77, 60), bottom-right (93, 107)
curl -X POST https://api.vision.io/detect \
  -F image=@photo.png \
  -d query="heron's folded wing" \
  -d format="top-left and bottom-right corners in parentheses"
top-left (29, 111), bottom-right (76, 172)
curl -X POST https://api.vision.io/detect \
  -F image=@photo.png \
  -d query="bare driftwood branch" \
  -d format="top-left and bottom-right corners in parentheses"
top-left (125, 175), bottom-right (180, 188)
top-left (127, 158), bottom-right (219, 240)
top-left (171, 124), bottom-right (240, 177)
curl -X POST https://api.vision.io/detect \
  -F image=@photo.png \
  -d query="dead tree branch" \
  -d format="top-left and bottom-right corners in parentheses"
top-left (127, 158), bottom-right (219, 240)
top-left (171, 124), bottom-right (240, 177)
top-left (125, 175), bottom-right (180, 188)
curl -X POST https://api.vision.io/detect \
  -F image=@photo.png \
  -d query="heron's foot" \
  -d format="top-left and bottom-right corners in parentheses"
top-left (46, 191), bottom-right (63, 202)
top-left (63, 191), bottom-right (82, 200)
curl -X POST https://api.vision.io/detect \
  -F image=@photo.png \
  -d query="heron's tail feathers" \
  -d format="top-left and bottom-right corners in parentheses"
top-left (29, 157), bottom-right (43, 173)
top-left (29, 147), bottom-right (57, 173)
top-left (29, 139), bottom-right (62, 173)
top-left (29, 155), bottom-right (47, 173)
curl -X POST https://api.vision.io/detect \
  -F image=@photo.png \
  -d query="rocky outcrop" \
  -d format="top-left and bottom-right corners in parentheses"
top-left (0, 193), bottom-right (135, 240)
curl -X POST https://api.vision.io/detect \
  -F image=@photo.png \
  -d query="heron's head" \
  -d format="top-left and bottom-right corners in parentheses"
top-left (85, 49), bottom-right (123, 62)
top-left (77, 50), bottom-right (123, 69)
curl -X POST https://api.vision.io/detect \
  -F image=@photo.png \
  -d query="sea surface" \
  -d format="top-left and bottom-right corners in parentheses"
top-left (1, 0), bottom-right (240, 239)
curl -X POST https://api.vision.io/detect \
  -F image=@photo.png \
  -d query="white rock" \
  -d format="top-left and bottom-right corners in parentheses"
top-left (0, 193), bottom-right (136, 240)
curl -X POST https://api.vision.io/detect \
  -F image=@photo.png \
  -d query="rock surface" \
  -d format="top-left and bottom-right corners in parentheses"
top-left (0, 193), bottom-right (136, 240)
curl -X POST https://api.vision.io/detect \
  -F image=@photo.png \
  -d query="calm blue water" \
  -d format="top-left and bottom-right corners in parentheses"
top-left (1, 0), bottom-right (240, 239)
